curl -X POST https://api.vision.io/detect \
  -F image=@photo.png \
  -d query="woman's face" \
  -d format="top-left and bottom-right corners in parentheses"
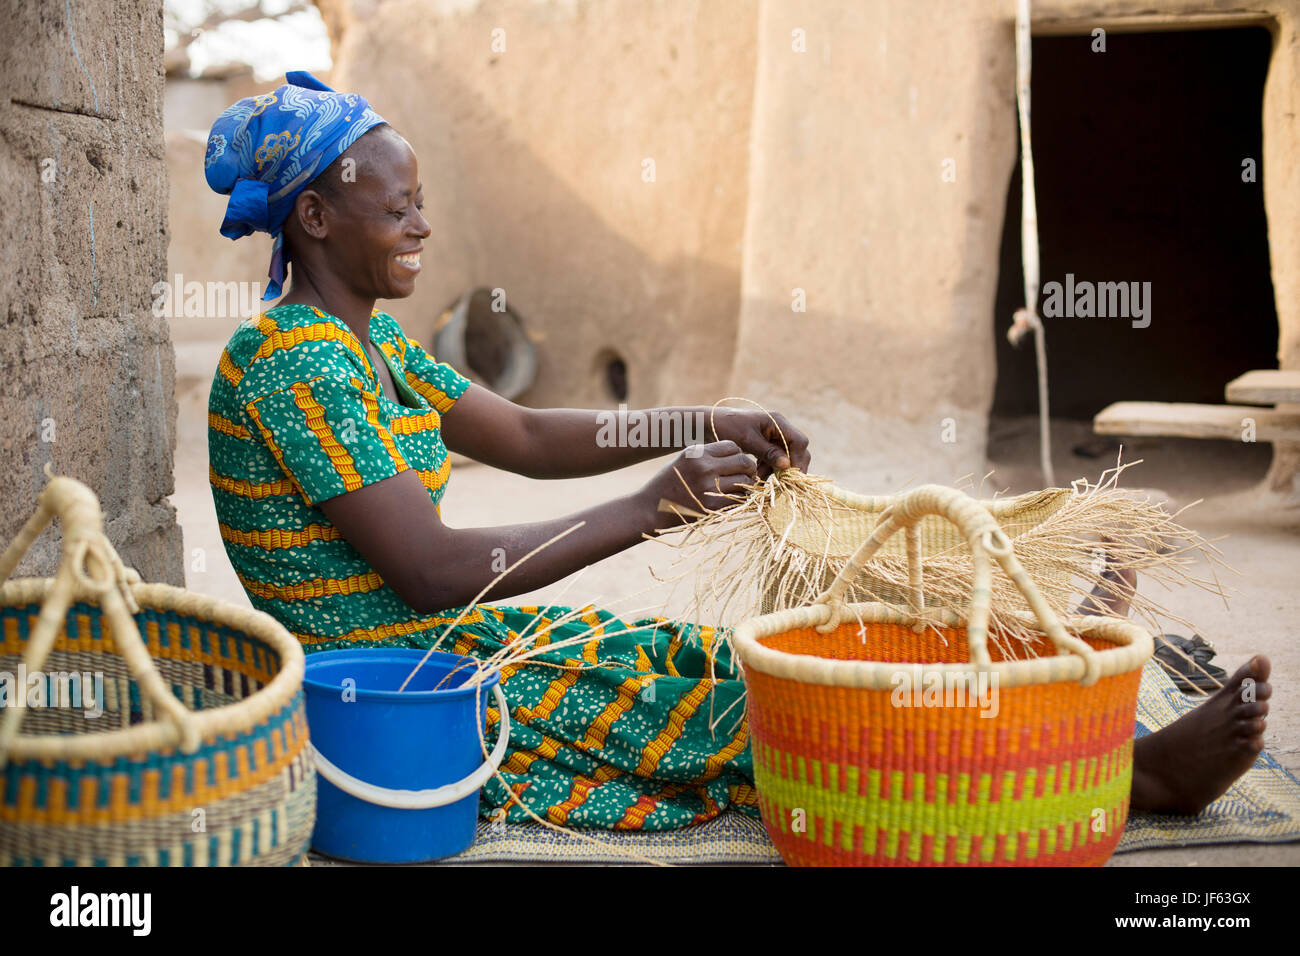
top-left (310, 127), bottom-right (430, 300)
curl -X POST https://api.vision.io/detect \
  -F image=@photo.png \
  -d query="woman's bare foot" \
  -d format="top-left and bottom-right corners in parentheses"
top-left (1130, 656), bottom-right (1272, 815)
top-left (1074, 542), bottom-right (1271, 815)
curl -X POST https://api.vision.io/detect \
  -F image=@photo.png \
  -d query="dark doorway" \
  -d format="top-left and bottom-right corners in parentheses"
top-left (993, 27), bottom-right (1279, 420)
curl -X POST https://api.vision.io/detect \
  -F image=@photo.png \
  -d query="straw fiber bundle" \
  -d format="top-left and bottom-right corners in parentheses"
top-left (655, 458), bottom-right (1232, 661)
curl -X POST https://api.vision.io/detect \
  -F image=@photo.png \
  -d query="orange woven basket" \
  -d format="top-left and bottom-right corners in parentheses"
top-left (733, 484), bottom-right (1153, 866)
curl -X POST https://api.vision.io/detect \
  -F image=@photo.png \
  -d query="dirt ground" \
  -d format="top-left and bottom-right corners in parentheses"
top-left (171, 357), bottom-right (1300, 865)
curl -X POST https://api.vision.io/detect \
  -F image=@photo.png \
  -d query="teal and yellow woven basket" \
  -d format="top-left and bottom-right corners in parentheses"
top-left (0, 470), bottom-right (314, 866)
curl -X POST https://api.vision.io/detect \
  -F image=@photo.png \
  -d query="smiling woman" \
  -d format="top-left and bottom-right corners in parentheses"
top-left (201, 71), bottom-right (819, 831)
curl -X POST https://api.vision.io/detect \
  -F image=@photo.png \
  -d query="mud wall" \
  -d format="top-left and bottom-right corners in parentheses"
top-left (0, 0), bottom-right (183, 582)
top-left (319, 0), bottom-right (756, 413)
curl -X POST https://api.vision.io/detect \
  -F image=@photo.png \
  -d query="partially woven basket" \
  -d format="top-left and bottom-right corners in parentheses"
top-left (761, 483), bottom-right (1073, 613)
top-left (0, 468), bottom-right (314, 866)
top-left (734, 484), bottom-right (1153, 867)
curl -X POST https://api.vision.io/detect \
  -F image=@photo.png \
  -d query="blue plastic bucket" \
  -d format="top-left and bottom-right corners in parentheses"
top-left (302, 648), bottom-right (508, 863)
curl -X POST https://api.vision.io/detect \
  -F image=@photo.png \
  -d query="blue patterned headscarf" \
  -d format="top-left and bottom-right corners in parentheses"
top-left (204, 70), bottom-right (388, 301)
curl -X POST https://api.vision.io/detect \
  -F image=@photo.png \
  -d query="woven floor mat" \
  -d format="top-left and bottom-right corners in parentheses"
top-left (1119, 659), bottom-right (1300, 852)
top-left (445, 809), bottom-right (780, 865)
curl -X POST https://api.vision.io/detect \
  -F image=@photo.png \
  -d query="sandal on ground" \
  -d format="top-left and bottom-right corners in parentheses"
top-left (1153, 633), bottom-right (1227, 694)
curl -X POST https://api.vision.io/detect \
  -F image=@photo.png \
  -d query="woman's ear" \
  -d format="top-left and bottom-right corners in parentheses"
top-left (294, 189), bottom-right (330, 240)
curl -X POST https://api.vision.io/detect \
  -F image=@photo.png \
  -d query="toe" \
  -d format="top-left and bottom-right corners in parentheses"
top-left (1236, 716), bottom-right (1267, 737)
top-left (1223, 660), bottom-right (1269, 702)
top-left (1248, 655), bottom-right (1271, 682)
top-left (1236, 700), bottom-right (1269, 719)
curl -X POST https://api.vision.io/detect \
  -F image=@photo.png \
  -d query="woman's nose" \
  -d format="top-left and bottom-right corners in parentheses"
top-left (411, 207), bottom-right (432, 238)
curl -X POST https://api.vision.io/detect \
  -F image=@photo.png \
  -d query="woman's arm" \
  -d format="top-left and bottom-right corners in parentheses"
top-left (441, 384), bottom-right (811, 479)
top-left (317, 439), bottom-right (761, 614)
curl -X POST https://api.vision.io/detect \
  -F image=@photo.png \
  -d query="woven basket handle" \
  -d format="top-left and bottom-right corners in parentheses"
top-left (812, 483), bottom-right (1102, 683)
top-left (0, 466), bottom-right (201, 764)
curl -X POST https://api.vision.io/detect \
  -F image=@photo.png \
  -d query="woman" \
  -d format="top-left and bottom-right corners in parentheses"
top-left (206, 73), bottom-right (1270, 831)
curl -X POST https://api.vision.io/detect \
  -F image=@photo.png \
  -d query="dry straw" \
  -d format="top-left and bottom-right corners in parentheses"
top-left (650, 455), bottom-right (1236, 701)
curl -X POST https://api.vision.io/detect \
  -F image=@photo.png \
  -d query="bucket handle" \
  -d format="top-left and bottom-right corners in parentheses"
top-left (812, 483), bottom-right (1103, 685)
top-left (0, 467), bottom-right (202, 766)
top-left (310, 683), bottom-right (511, 810)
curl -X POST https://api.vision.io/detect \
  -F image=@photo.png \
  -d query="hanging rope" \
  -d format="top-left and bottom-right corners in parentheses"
top-left (1008, 0), bottom-right (1056, 487)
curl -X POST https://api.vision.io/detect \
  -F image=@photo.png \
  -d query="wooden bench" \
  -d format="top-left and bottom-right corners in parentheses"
top-left (1224, 369), bottom-right (1300, 405)
top-left (1093, 370), bottom-right (1300, 443)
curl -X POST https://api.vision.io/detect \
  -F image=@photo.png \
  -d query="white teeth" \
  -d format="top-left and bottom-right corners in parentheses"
top-left (395, 253), bottom-right (421, 267)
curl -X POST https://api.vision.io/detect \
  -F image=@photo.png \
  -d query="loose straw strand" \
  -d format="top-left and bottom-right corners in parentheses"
top-left (397, 521), bottom-right (586, 692)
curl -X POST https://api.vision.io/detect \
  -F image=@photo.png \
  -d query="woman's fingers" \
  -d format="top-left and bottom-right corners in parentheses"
top-left (702, 472), bottom-right (760, 502)
top-left (691, 441), bottom-right (757, 474)
top-left (748, 415), bottom-right (810, 474)
top-left (765, 413), bottom-right (811, 472)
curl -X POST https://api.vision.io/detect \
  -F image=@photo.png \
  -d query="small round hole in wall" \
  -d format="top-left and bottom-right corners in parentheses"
top-left (432, 288), bottom-right (537, 400)
top-left (595, 349), bottom-right (628, 402)
top-left (462, 290), bottom-right (512, 385)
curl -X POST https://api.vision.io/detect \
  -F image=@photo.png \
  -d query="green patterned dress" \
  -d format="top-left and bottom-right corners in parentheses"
top-left (208, 304), bottom-right (757, 829)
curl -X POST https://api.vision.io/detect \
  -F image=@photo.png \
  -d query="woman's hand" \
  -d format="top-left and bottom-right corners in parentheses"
top-left (637, 440), bottom-right (758, 529)
top-left (708, 408), bottom-right (812, 479)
